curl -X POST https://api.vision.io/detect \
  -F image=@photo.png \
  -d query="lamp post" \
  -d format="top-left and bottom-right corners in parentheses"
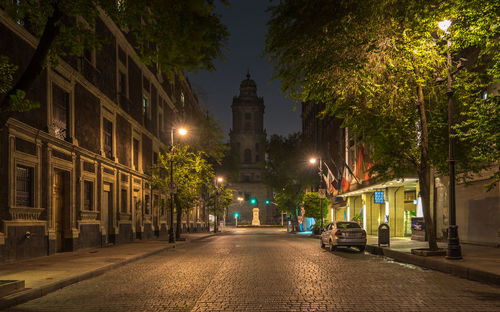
top-left (309, 157), bottom-right (325, 231)
top-left (214, 177), bottom-right (223, 233)
top-left (168, 127), bottom-right (187, 243)
top-left (237, 197), bottom-right (243, 227)
top-left (439, 19), bottom-right (462, 260)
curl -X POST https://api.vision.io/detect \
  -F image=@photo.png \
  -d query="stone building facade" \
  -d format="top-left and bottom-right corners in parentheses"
top-left (227, 74), bottom-right (280, 225)
top-left (0, 10), bottom-right (207, 261)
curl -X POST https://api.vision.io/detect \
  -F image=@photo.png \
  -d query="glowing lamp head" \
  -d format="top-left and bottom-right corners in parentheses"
top-left (178, 128), bottom-right (187, 136)
top-left (217, 177), bottom-right (223, 183)
top-left (438, 19), bottom-right (451, 32)
top-left (309, 158), bottom-right (317, 164)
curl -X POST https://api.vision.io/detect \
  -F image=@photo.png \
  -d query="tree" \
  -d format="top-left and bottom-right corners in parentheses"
top-left (265, 0), bottom-right (499, 250)
top-left (263, 133), bottom-right (316, 232)
top-left (217, 186), bottom-right (234, 230)
top-left (152, 145), bottom-right (214, 239)
top-left (190, 110), bottom-right (228, 165)
top-left (0, 55), bottom-right (37, 113)
top-left (302, 192), bottom-right (328, 224)
top-left (450, 0), bottom-right (500, 190)
top-left (0, 0), bottom-right (229, 123)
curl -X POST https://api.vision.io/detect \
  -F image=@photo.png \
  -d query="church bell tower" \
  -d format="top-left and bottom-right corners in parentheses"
top-left (228, 73), bottom-right (278, 225)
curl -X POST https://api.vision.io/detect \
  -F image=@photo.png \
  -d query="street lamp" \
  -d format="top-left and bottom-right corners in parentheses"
top-left (439, 19), bottom-right (462, 260)
top-left (168, 127), bottom-right (187, 243)
top-left (309, 157), bottom-right (325, 231)
top-left (214, 176), bottom-right (224, 233)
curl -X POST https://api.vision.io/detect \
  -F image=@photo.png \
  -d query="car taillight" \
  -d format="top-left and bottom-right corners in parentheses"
top-left (335, 230), bottom-right (342, 236)
top-left (361, 230), bottom-right (366, 238)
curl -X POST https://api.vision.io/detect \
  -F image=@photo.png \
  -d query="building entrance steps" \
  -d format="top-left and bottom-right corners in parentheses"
top-left (0, 232), bottom-right (217, 310)
top-left (365, 235), bottom-right (500, 286)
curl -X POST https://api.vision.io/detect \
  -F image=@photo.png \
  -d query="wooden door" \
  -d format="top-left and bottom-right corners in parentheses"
top-left (53, 170), bottom-right (65, 252)
top-left (102, 183), bottom-right (111, 244)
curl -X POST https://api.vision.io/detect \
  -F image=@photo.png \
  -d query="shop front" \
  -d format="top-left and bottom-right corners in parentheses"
top-left (340, 179), bottom-right (419, 238)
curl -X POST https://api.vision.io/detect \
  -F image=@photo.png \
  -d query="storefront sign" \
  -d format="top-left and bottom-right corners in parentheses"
top-left (374, 191), bottom-right (385, 204)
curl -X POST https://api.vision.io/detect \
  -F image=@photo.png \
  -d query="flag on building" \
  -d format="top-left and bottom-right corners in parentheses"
top-left (354, 145), bottom-right (364, 179)
top-left (323, 163), bottom-right (337, 195)
top-left (341, 163), bottom-right (355, 192)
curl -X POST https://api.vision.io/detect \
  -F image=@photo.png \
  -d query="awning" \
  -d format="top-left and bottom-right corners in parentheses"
top-left (339, 178), bottom-right (418, 197)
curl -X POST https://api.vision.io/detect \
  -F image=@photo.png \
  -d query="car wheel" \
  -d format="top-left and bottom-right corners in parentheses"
top-left (320, 239), bottom-right (325, 249)
top-left (358, 246), bottom-right (365, 252)
top-left (329, 241), bottom-right (336, 252)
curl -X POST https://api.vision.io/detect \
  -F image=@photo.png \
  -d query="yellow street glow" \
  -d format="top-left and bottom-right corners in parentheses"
top-left (178, 128), bottom-right (187, 136)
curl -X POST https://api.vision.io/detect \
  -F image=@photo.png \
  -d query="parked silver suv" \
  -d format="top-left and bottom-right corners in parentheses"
top-left (320, 221), bottom-right (367, 252)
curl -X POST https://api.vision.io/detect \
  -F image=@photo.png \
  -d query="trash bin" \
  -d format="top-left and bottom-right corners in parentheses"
top-left (378, 223), bottom-right (390, 247)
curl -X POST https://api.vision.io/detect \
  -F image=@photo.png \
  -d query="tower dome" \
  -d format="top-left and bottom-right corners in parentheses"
top-left (239, 72), bottom-right (257, 96)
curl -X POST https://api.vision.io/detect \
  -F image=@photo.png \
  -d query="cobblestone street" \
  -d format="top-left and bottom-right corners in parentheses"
top-left (7, 228), bottom-right (500, 312)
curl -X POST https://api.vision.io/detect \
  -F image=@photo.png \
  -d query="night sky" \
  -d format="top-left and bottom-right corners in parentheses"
top-left (187, 0), bottom-right (301, 142)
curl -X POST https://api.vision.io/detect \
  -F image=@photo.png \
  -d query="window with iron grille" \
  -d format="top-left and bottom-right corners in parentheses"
top-left (84, 181), bottom-right (93, 210)
top-left (121, 189), bottom-right (128, 213)
top-left (103, 118), bottom-right (113, 159)
top-left (52, 84), bottom-right (69, 140)
top-left (142, 96), bottom-right (150, 123)
top-left (16, 165), bottom-right (33, 207)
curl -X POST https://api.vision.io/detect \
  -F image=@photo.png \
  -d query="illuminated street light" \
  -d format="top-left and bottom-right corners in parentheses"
top-left (169, 127), bottom-right (188, 243)
top-left (438, 19), bottom-right (462, 260)
top-left (309, 156), bottom-right (324, 231)
top-left (438, 19), bottom-right (451, 32)
top-left (214, 176), bottom-right (224, 233)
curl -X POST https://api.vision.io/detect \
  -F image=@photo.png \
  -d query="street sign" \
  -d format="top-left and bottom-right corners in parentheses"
top-left (318, 189), bottom-right (326, 198)
top-left (168, 182), bottom-right (177, 194)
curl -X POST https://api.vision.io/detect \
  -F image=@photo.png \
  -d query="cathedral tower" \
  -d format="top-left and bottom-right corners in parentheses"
top-left (228, 73), bottom-right (279, 225)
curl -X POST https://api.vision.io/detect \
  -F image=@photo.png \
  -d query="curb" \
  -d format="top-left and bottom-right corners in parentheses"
top-left (365, 245), bottom-right (500, 287)
top-left (0, 232), bottom-right (215, 310)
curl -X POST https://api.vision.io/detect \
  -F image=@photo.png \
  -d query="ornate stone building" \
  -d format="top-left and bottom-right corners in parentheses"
top-left (227, 74), bottom-right (279, 225)
top-left (0, 9), bottom-right (207, 261)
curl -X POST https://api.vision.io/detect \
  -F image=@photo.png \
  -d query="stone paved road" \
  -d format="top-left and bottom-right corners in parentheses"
top-left (7, 228), bottom-right (500, 312)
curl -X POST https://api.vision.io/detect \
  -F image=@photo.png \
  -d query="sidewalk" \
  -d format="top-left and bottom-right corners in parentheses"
top-left (365, 236), bottom-right (500, 286)
top-left (0, 232), bottom-right (216, 310)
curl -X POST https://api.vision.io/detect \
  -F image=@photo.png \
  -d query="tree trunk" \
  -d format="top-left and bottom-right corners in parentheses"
top-left (290, 211), bottom-right (297, 233)
top-left (0, 3), bottom-right (63, 125)
top-left (416, 76), bottom-right (438, 250)
top-left (174, 195), bottom-right (182, 240)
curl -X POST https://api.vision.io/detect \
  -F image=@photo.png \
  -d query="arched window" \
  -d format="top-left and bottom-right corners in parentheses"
top-left (244, 149), bottom-right (252, 163)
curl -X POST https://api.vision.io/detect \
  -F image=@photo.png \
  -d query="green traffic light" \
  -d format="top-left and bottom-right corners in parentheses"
top-left (250, 198), bottom-right (257, 205)
top-left (265, 200), bottom-right (270, 205)
top-left (235, 213), bottom-right (239, 218)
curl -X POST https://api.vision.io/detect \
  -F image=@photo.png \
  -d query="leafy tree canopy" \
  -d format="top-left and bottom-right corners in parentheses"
top-left (302, 192), bottom-right (328, 221)
top-left (264, 133), bottom-right (316, 215)
top-left (265, 0), bottom-right (500, 248)
top-left (152, 145), bottom-right (214, 215)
